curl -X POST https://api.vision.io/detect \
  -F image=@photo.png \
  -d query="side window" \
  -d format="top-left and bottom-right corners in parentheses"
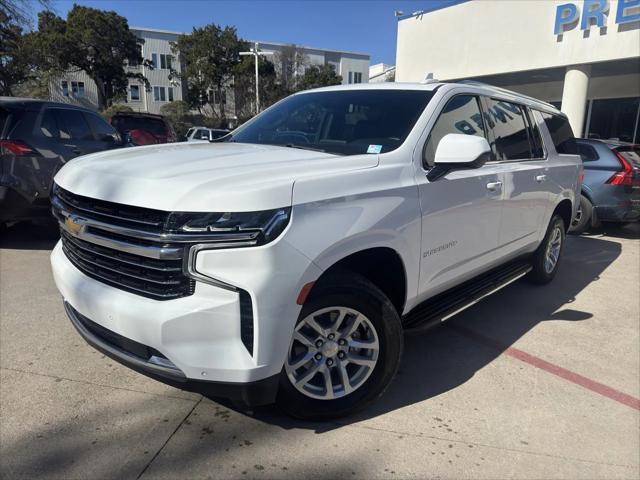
top-left (54, 109), bottom-right (94, 140)
top-left (540, 112), bottom-right (577, 155)
top-left (423, 94), bottom-right (485, 168)
top-left (577, 143), bottom-right (599, 161)
top-left (485, 99), bottom-right (531, 161)
top-left (85, 113), bottom-right (118, 140)
top-left (525, 108), bottom-right (545, 158)
top-left (40, 109), bottom-right (60, 138)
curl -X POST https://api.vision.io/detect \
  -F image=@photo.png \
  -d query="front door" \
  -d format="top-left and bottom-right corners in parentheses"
top-left (415, 94), bottom-right (504, 302)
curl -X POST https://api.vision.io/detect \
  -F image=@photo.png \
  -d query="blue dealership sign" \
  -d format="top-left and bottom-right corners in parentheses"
top-left (554, 0), bottom-right (640, 34)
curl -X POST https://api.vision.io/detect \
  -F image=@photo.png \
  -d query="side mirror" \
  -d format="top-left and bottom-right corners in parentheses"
top-left (427, 134), bottom-right (491, 181)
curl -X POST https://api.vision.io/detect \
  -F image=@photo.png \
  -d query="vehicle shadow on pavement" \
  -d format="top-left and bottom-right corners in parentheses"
top-left (0, 221), bottom-right (60, 250)
top-left (578, 222), bottom-right (639, 240)
top-left (245, 234), bottom-right (623, 432)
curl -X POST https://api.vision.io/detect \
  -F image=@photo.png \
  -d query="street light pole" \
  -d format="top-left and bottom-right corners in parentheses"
top-left (240, 42), bottom-right (273, 115)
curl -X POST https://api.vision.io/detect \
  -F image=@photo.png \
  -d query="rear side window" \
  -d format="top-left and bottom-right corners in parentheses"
top-left (540, 112), bottom-right (577, 155)
top-left (577, 143), bottom-right (599, 161)
top-left (423, 94), bottom-right (486, 167)
top-left (40, 109), bottom-right (60, 138)
top-left (85, 112), bottom-right (118, 139)
top-left (112, 116), bottom-right (168, 136)
top-left (485, 99), bottom-right (531, 161)
top-left (54, 109), bottom-right (94, 140)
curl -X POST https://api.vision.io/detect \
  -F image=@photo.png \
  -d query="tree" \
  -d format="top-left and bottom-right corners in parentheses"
top-left (296, 64), bottom-right (343, 92)
top-left (172, 24), bottom-right (245, 121)
top-left (27, 6), bottom-right (148, 108)
top-left (0, 10), bottom-right (29, 95)
top-left (233, 55), bottom-right (289, 120)
top-left (101, 103), bottom-right (133, 119)
top-left (274, 44), bottom-right (308, 93)
top-left (1, 0), bottom-right (51, 27)
top-left (160, 101), bottom-right (192, 137)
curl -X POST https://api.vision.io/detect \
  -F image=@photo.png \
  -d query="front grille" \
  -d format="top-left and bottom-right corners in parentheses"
top-left (53, 186), bottom-right (195, 301)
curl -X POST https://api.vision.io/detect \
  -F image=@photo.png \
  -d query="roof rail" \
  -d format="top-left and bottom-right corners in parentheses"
top-left (456, 80), bottom-right (557, 110)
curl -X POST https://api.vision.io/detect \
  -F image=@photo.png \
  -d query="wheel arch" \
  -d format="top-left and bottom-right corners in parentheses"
top-left (310, 247), bottom-right (408, 316)
top-left (553, 198), bottom-right (573, 231)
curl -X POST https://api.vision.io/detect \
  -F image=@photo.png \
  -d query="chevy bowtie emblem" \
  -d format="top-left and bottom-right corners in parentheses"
top-left (64, 215), bottom-right (83, 235)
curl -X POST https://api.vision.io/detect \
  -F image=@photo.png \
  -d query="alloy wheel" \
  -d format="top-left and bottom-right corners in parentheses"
top-left (544, 225), bottom-right (562, 273)
top-left (285, 306), bottom-right (380, 400)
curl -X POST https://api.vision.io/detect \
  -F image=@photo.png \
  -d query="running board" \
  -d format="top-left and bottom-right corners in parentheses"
top-left (403, 261), bottom-right (532, 334)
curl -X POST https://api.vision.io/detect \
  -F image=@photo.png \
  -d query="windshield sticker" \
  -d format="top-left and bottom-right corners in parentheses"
top-left (367, 144), bottom-right (383, 154)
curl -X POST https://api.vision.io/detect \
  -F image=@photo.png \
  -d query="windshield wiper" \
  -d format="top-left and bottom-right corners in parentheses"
top-left (283, 143), bottom-right (327, 153)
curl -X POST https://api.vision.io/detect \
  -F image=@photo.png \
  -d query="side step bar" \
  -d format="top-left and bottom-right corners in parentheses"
top-left (403, 261), bottom-right (532, 334)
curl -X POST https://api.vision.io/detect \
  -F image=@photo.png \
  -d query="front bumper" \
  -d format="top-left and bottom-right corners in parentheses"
top-left (51, 237), bottom-right (321, 399)
top-left (64, 301), bottom-right (279, 406)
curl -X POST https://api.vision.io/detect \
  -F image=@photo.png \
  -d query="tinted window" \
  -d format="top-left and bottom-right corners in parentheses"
top-left (40, 109), bottom-right (60, 138)
top-left (485, 99), bottom-right (531, 160)
top-left (54, 109), bottom-right (93, 140)
top-left (540, 112), bottom-right (577, 155)
top-left (229, 90), bottom-right (435, 156)
top-left (577, 143), bottom-right (599, 161)
top-left (423, 95), bottom-right (485, 167)
top-left (526, 109), bottom-right (545, 158)
top-left (86, 113), bottom-right (118, 140)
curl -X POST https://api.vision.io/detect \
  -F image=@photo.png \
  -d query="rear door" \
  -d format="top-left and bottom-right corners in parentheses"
top-left (481, 98), bottom-right (550, 256)
top-left (84, 111), bottom-right (121, 153)
top-left (52, 108), bottom-right (99, 159)
top-left (415, 93), bottom-right (505, 299)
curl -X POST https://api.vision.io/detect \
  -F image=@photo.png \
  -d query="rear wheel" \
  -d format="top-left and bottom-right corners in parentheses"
top-left (528, 214), bottom-right (566, 284)
top-left (570, 194), bottom-right (593, 235)
top-left (277, 273), bottom-right (403, 420)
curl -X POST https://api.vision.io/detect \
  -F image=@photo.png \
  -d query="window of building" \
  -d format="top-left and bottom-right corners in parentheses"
top-left (71, 81), bottom-right (85, 98)
top-left (130, 85), bottom-right (140, 101)
top-left (585, 97), bottom-right (640, 143)
top-left (61, 81), bottom-right (69, 97)
top-left (168, 87), bottom-right (174, 102)
top-left (353, 72), bottom-right (362, 84)
top-left (159, 54), bottom-right (173, 70)
top-left (540, 111), bottom-right (577, 155)
top-left (423, 94), bottom-right (486, 167)
top-left (54, 109), bottom-right (93, 140)
top-left (485, 99), bottom-right (531, 160)
top-left (129, 44), bottom-right (143, 67)
top-left (153, 86), bottom-right (166, 102)
top-left (151, 53), bottom-right (158, 69)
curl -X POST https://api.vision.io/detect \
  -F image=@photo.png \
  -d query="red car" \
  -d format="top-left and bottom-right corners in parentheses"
top-left (109, 112), bottom-right (177, 146)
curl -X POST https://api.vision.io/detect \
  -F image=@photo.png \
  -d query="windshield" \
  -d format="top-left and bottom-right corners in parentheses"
top-left (228, 89), bottom-right (435, 156)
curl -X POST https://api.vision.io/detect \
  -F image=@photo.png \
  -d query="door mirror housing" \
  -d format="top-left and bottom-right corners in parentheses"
top-left (427, 134), bottom-right (491, 181)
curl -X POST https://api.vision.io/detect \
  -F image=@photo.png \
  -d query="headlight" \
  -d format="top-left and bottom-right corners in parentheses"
top-left (165, 207), bottom-right (291, 246)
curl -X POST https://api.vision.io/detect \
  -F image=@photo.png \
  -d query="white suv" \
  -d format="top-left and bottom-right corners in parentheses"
top-left (50, 82), bottom-right (581, 419)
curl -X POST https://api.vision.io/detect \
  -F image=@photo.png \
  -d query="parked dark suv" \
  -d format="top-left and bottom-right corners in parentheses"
top-left (571, 138), bottom-right (640, 233)
top-left (108, 112), bottom-right (177, 146)
top-left (0, 98), bottom-right (123, 226)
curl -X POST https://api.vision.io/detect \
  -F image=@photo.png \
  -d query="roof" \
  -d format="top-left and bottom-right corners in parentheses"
top-left (0, 97), bottom-right (97, 112)
top-left (397, 0), bottom-right (471, 21)
top-left (129, 27), bottom-right (369, 58)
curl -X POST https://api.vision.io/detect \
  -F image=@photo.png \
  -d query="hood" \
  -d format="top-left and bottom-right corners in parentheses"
top-left (54, 142), bottom-right (378, 212)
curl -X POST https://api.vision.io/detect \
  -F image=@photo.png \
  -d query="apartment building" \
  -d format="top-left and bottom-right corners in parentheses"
top-left (51, 26), bottom-right (370, 118)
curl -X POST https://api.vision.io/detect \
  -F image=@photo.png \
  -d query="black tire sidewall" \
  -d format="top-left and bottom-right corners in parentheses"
top-left (277, 274), bottom-right (403, 420)
top-left (529, 214), bottom-right (566, 284)
top-left (570, 194), bottom-right (592, 235)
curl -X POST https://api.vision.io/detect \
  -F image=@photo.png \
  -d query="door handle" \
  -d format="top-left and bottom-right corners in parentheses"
top-left (486, 181), bottom-right (502, 191)
top-left (535, 174), bottom-right (547, 183)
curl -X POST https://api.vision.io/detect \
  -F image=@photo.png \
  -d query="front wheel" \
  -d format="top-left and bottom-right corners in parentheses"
top-left (528, 214), bottom-right (566, 285)
top-left (277, 272), bottom-right (403, 420)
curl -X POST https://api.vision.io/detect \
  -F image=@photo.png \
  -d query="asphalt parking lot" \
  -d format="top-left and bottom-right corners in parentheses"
top-left (1, 222), bottom-right (638, 479)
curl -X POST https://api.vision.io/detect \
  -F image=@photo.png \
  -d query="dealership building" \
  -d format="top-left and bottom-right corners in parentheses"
top-left (396, 0), bottom-right (640, 142)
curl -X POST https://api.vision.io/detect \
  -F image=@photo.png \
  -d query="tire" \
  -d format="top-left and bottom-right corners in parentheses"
top-left (569, 194), bottom-right (592, 235)
top-left (528, 214), bottom-right (566, 285)
top-left (277, 272), bottom-right (403, 420)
